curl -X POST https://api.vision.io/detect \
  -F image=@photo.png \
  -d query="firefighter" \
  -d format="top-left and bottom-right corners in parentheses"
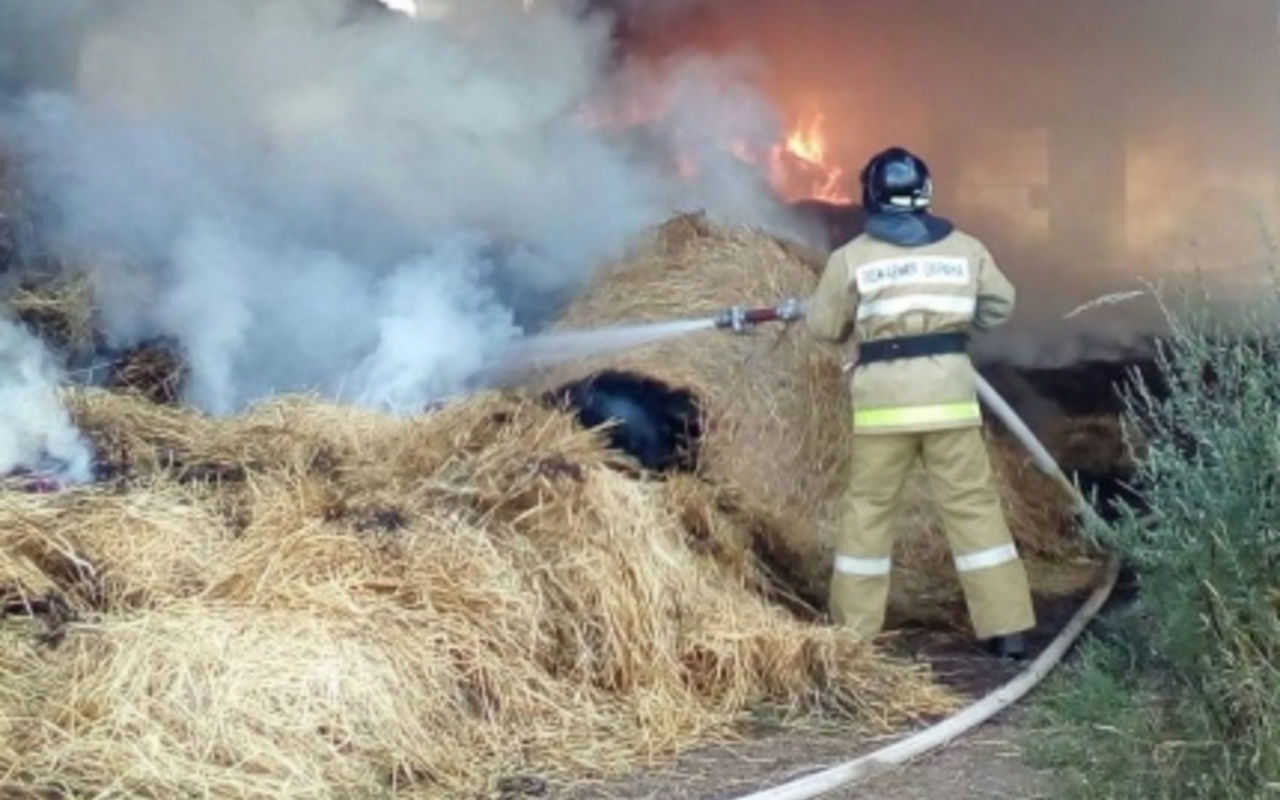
top-left (804, 146), bottom-right (1035, 659)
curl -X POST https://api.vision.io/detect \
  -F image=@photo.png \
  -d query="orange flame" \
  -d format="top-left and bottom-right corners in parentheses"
top-left (577, 89), bottom-right (854, 205)
top-left (766, 112), bottom-right (851, 204)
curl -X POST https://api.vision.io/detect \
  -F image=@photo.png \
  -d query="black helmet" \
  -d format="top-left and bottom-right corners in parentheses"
top-left (860, 147), bottom-right (933, 214)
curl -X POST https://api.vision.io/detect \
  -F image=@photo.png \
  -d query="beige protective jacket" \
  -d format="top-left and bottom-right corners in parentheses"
top-left (805, 227), bottom-right (1015, 435)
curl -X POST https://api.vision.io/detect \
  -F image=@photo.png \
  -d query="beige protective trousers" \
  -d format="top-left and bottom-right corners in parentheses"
top-left (829, 427), bottom-right (1036, 640)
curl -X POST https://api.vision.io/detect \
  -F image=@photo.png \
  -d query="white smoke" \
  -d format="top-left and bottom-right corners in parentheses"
top-left (0, 314), bottom-right (93, 483)
top-left (0, 0), bottom-right (806, 416)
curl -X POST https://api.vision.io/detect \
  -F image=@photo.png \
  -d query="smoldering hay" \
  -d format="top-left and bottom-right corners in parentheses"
top-left (0, 384), bottom-right (958, 799)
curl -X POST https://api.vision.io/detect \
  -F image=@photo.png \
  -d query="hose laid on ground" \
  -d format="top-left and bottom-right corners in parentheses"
top-left (726, 372), bottom-right (1123, 800)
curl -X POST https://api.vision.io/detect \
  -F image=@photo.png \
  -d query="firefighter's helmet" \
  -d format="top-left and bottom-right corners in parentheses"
top-left (860, 147), bottom-right (933, 214)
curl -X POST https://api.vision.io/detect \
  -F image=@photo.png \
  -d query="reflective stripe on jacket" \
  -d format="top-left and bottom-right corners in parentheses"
top-left (804, 228), bottom-right (1016, 435)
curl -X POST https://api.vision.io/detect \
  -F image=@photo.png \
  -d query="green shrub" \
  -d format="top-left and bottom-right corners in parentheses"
top-left (1029, 297), bottom-right (1280, 799)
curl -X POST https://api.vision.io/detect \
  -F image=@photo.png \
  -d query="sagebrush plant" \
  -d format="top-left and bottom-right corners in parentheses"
top-left (1029, 290), bottom-right (1280, 799)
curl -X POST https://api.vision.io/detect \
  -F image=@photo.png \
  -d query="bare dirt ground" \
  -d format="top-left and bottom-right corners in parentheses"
top-left (536, 590), bottom-right (1095, 800)
top-left (546, 715), bottom-right (1048, 800)
top-left (836, 717), bottom-right (1050, 800)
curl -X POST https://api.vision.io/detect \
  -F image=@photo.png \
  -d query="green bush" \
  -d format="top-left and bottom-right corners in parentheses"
top-left (1028, 298), bottom-right (1280, 799)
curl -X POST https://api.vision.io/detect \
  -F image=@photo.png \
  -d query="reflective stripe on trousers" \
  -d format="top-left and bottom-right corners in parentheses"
top-left (835, 543), bottom-right (1019, 580)
top-left (834, 554), bottom-right (893, 577)
top-left (828, 428), bottom-right (1036, 641)
top-left (853, 401), bottom-right (981, 430)
top-left (954, 543), bottom-right (1020, 573)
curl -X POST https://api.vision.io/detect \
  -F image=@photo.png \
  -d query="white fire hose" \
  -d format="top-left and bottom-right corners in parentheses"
top-left (723, 369), bottom-right (1122, 800)
top-left (975, 374), bottom-right (1112, 532)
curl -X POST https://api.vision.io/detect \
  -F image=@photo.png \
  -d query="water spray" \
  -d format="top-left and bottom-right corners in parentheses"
top-left (484, 296), bottom-right (806, 386)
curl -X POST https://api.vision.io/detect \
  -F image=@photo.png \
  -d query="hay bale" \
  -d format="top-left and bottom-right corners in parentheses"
top-left (533, 212), bottom-right (852, 608)
top-left (0, 387), bottom-right (954, 799)
top-left (532, 214), bottom-right (1091, 630)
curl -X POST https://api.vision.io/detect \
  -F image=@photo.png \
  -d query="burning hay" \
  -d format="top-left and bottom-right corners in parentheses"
top-left (0, 387), bottom-right (954, 799)
top-left (534, 213), bottom-right (1095, 628)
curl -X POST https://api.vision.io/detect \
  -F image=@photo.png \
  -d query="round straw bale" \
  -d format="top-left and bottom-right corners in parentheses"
top-left (528, 212), bottom-right (851, 609)
top-left (529, 213), bottom-right (1090, 630)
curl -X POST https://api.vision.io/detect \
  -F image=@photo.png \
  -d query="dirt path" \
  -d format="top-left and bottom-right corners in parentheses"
top-left (546, 713), bottom-right (1048, 800)
top-left (833, 716), bottom-right (1050, 799)
top-left (545, 647), bottom-right (1050, 800)
top-left (542, 587), bottom-right (1104, 800)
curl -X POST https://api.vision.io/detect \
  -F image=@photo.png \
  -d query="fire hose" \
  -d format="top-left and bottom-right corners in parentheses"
top-left (713, 297), bottom-right (806, 333)
top-left (711, 298), bottom-right (1122, 799)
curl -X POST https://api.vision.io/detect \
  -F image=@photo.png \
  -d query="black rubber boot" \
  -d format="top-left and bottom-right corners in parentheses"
top-left (984, 632), bottom-right (1028, 661)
